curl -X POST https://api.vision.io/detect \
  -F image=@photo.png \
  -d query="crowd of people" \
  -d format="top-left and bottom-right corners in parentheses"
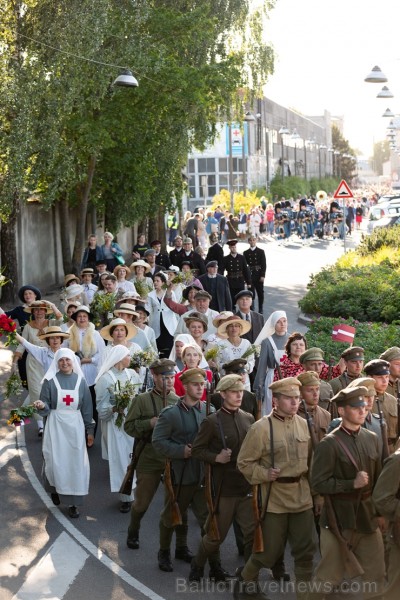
top-left (1, 198), bottom-right (398, 600)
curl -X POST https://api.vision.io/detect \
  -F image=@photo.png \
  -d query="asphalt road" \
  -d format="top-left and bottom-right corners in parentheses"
top-left (0, 230), bottom-right (362, 600)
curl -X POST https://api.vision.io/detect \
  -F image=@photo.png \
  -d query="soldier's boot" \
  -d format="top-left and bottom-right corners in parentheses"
top-left (270, 553), bottom-right (290, 582)
top-left (174, 520), bottom-right (193, 561)
top-left (188, 558), bottom-right (204, 582)
top-left (127, 510), bottom-right (145, 549)
top-left (158, 549), bottom-right (173, 572)
top-left (208, 559), bottom-right (232, 583)
top-left (233, 567), bottom-right (272, 600)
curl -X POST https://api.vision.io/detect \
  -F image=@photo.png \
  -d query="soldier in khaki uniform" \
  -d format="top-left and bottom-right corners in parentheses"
top-left (297, 371), bottom-right (331, 441)
top-left (380, 346), bottom-right (400, 400)
top-left (364, 359), bottom-right (398, 454)
top-left (299, 348), bottom-right (336, 417)
top-left (310, 386), bottom-right (386, 598)
top-left (152, 368), bottom-right (227, 580)
top-left (210, 359), bottom-right (257, 419)
top-left (235, 377), bottom-right (316, 600)
top-left (329, 346), bottom-right (364, 396)
top-left (124, 359), bottom-right (180, 550)
top-left (189, 374), bottom-right (255, 582)
top-left (372, 449), bottom-right (400, 600)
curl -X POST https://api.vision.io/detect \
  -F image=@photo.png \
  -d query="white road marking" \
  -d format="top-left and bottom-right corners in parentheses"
top-left (11, 532), bottom-right (88, 600)
top-left (9, 426), bottom-right (166, 600)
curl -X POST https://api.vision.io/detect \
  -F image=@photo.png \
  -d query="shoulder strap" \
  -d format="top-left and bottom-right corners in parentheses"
top-left (269, 416), bottom-right (275, 468)
top-left (333, 432), bottom-right (360, 471)
top-left (216, 411), bottom-right (227, 450)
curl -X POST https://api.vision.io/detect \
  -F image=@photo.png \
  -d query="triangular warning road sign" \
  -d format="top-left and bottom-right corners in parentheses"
top-left (333, 179), bottom-right (353, 199)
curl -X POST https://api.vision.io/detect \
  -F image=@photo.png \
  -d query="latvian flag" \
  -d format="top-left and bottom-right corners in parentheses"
top-left (332, 323), bottom-right (356, 344)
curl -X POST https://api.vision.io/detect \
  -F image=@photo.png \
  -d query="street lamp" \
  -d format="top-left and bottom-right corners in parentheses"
top-left (112, 69), bottom-right (139, 87)
top-left (243, 112), bottom-right (256, 196)
top-left (334, 150), bottom-right (341, 177)
top-left (364, 65), bottom-right (388, 83)
top-left (279, 126), bottom-right (290, 180)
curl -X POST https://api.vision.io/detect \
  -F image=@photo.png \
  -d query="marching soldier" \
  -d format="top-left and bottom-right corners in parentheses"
top-left (364, 359), bottom-right (398, 454)
top-left (124, 359), bottom-right (180, 550)
top-left (152, 368), bottom-right (228, 578)
top-left (372, 449), bottom-right (400, 599)
top-left (297, 371), bottom-right (331, 441)
top-left (189, 375), bottom-right (255, 582)
top-left (243, 236), bottom-right (266, 315)
top-left (223, 240), bottom-right (252, 308)
top-left (310, 386), bottom-right (386, 599)
top-left (329, 346), bottom-right (364, 396)
top-left (299, 348), bottom-right (336, 416)
top-left (380, 346), bottom-right (400, 400)
top-left (236, 377), bottom-right (316, 600)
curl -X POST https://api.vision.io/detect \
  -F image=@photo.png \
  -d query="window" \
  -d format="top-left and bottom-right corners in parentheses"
top-left (188, 159), bottom-right (195, 173)
top-left (219, 158), bottom-right (228, 172)
top-left (188, 175), bottom-right (196, 198)
top-left (198, 158), bottom-right (215, 172)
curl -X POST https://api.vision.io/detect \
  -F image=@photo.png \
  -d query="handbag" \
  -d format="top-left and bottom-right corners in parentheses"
top-left (115, 254), bottom-right (125, 265)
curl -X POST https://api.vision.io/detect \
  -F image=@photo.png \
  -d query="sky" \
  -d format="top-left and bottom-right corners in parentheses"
top-left (262, 0), bottom-right (400, 157)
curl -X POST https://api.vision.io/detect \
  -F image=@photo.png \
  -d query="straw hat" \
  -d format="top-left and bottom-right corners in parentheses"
top-left (70, 305), bottom-right (94, 322)
top-left (114, 264), bottom-right (131, 277)
top-left (24, 300), bottom-right (53, 315)
top-left (212, 311), bottom-right (234, 328)
top-left (80, 268), bottom-right (95, 278)
top-left (64, 274), bottom-right (80, 286)
top-left (183, 311), bottom-right (208, 332)
top-left (114, 303), bottom-right (139, 320)
top-left (38, 326), bottom-right (70, 341)
top-left (130, 260), bottom-right (151, 273)
top-left (216, 315), bottom-right (251, 339)
top-left (100, 318), bottom-right (137, 341)
top-left (65, 284), bottom-right (84, 300)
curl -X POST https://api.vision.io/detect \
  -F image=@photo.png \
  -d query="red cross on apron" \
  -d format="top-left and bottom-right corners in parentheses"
top-left (63, 394), bottom-right (74, 406)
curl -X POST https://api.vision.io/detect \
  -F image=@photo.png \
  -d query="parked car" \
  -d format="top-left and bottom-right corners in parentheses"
top-left (367, 202), bottom-right (400, 233)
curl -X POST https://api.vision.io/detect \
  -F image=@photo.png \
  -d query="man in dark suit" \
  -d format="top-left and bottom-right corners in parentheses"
top-left (205, 234), bottom-right (224, 275)
top-left (234, 290), bottom-right (265, 345)
top-left (198, 261), bottom-right (232, 313)
top-left (175, 238), bottom-right (206, 275)
top-left (223, 240), bottom-right (252, 308)
top-left (144, 249), bottom-right (163, 279)
top-left (151, 240), bottom-right (171, 270)
top-left (243, 235), bottom-right (266, 314)
top-left (169, 236), bottom-right (184, 267)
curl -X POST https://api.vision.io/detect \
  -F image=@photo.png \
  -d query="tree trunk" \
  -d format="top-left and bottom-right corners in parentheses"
top-left (147, 215), bottom-right (158, 245)
top-left (158, 207), bottom-right (167, 251)
top-left (59, 195), bottom-right (73, 275)
top-left (0, 194), bottom-right (20, 305)
top-left (71, 155), bottom-right (97, 273)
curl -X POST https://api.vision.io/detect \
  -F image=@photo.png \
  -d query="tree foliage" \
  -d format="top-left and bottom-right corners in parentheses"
top-left (372, 139), bottom-right (390, 176)
top-left (331, 124), bottom-right (357, 182)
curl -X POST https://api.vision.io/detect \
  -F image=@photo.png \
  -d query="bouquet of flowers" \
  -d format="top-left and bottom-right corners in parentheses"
top-left (0, 314), bottom-right (18, 347)
top-left (133, 279), bottom-right (152, 299)
top-left (4, 372), bottom-right (25, 400)
top-left (0, 266), bottom-right (12, 288)
top-left (172, 269), bottom-right (196, 285)
top-left (129, 347), bottom-right (158, 369)
top-left (113, 380), bottom-right (140, 428)
top-left (241, 344), bottom-right (261, 360)
top-left (204, 346), bottom-right (220, 362)
top-left (7, 404), bottom-right (37, 427)
top-left (91, 292), bottom-right (116, 327)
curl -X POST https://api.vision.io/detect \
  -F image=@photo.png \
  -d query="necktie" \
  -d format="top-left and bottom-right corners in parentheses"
top-left (245, 314), bottom-right (249, 321)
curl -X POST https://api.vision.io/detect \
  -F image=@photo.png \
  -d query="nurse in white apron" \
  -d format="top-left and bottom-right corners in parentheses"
top-left (94, 345), bottom-right (141, 513)
top-left (253, 310), bottom-right (289, 416)
top-left (34, 348), bottom-right (94, 519)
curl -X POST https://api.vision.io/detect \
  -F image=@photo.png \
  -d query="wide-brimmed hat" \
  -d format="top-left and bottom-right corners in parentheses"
top-left (182, 285), bottom-right (202, 301)
top-left (217, 315), bottom-right (251, 339)
top-left (130, 260), bottom-right (151, 273)
top-left (183, 311), bottom-right (208, 332)
top-left (100, 318), bottom-right (138, 341)
top-left (64, 273), bottom-right (80, 286)
top-left (18, 285), bottom-right (42, 303)
top-left (114, 264), bottom-right (131, 277)
top-left (212, 311), bottom-right (234, 328)
top-left (115, 291), bottom-right (146, 306)
top-left (114, 303), bottom-right (139, 320)
top-left (70, 305), bottom-right (94, 322)
top-left (65, 284), bottom-right (84, 300)
top-left (38, 326), bottom-right (70, 341)
top-left (24, 300), bottom-right (53, 315)
top-left (134, 304), bottom-right (150, 317)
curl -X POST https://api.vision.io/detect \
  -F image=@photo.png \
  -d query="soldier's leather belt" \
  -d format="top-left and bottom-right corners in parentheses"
top-left (228, 272), bottom-right (243, 278)
top-left (276, 476), bottom-right (302, 483)
top-left (333, 491), bottom-right (371, 501)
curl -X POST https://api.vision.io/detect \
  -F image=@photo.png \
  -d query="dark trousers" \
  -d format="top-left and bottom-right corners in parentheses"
top-left (251, 278), bottom-right (264, 314)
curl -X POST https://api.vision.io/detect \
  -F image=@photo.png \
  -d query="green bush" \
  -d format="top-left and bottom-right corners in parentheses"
top-left (269, 175), bottom-right (339, 201)
top-left (305, 317), bottom-right (400, 363)
top-left (358, 225), bottom-right (400, 255)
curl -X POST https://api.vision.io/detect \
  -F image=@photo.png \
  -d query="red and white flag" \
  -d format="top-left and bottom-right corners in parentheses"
top-left (332, 323), bottom-right (356, 344)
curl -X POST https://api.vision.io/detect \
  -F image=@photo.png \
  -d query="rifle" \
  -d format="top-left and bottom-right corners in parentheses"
top-left (324, 496), bottom-right (365, 578)
top-left (162, 375), bottom-right (182, 527)
top-left (301, 399), bottom-right (319, 450)
top-left (397, 380), bottom-right (400, 449)
top-left (141, 367), bottom-right (149, 393)
top-left (204, 379), bottom-right (220, 541)
top-left (252, 387), bottom-right (264, 553)
top-left (275, 359), bottom-right (282, 381)
top-left (376, 397), bottom-right (390, 463)
top-left (327, 356), bottom-right (335, 382)
top-left (119, 433), bottom-right (152, 495)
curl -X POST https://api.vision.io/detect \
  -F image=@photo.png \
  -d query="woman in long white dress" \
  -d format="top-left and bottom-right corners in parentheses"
top-left (215, 315), bottom-right (254, 390)
top-left (147, 272), bottom-right (178, 357)
top-left (95, 345), bottom-right (141, 513)
top-left (34, 348), bottom-right (94, 519)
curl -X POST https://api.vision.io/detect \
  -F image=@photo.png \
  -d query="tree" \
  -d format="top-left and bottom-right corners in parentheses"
top-left (331, 124), bottom-right (357, 182)
top-left (0, 0), bottom-right (276, 288)
top-left (372, 140), bottom-right (390, 176)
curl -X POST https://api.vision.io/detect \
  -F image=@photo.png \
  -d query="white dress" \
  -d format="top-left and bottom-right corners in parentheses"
top-left (216, 338), bottom-right (255, 390)
top-left (42, 374), bottom-right (90, 498)
top-left (95, 367), bottom-right (141, 500)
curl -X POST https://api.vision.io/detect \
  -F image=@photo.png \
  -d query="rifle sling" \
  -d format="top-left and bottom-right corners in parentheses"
top-left (333, 434), bottom-right (360, 471)
top-left (260, 416), bottom-right (274, 522)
